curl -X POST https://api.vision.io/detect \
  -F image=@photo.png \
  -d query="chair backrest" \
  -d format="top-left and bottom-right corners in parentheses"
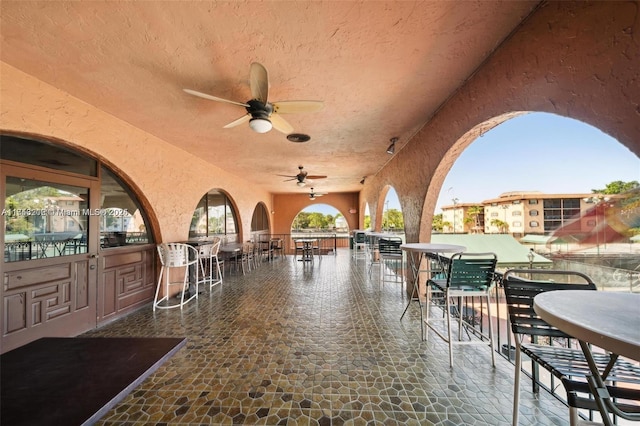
top-left (242, 242), bottom-right (253, 255)
top-left (502, 269), bottom-right (597, 339)
top-left (198, 242), bottom-right (214, 257)
top-left (210, 238), bottom-right (221, 256)
top-left (378, 237), bottom-right (403, 256)
top-left (354, 232), bottom-right (367, 244)
top-left (446, 252), bottom-right (497, 290)
top-left (157, 243), bottom-right (194, 267)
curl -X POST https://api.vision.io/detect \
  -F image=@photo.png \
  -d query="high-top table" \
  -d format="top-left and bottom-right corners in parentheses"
top-left (293, 238), bottom-right (317, 262)
top-left (534, 290), bottom-right (640, 426)
top-left (399, 243), bottom-right (466, 337)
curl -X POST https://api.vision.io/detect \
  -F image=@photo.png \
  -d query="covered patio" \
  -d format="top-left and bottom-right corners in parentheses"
top-left (85, 250), bottom-right (570, 425)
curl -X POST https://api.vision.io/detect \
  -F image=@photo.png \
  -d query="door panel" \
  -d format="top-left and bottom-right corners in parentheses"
top-left (2, 163), bottom-right (99, 353)
top-left (98, 245), bottom-right (155, 324)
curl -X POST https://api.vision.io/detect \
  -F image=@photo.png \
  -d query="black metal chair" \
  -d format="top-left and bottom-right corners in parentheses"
top-left (502, 269), bottom-right (640, 426)
top-left (425, 252), bottom-right (498, 368)
top-left (378, 237), bottom-right (404, 286)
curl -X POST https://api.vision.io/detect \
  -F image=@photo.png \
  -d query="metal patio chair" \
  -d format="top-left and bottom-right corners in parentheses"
top-left (424, 252), bottom-right (498, 368)
top-left (153, 242), bottom-right (198, 311)
top-left (378, 237), bottom-right (404, 286)
top-left (502, 269), bottom-right (640, 426)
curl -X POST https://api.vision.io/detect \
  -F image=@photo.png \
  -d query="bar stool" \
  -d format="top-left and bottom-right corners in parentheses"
top-left (210, 238), bottom-right (223, 286)
top-left (153, 242), bottom-right (198, 311)
top-left (197, 239), bottom-right (223, 289)
top-left (271, 238), bottom-right (283, 260)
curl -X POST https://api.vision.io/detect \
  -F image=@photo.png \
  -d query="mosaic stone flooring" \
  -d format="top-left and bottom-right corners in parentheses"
top-left (87, 249), bottom-right (570, 425)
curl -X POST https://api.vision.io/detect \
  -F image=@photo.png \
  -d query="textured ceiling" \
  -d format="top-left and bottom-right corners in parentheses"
top-left (0, 1), bottom-right (539, 195)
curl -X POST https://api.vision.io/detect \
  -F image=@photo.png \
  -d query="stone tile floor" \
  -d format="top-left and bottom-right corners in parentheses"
top-left (88, 250), bottom-right (570, 425)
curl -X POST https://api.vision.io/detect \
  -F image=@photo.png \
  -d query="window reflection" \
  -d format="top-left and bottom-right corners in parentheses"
top-left (4, 177), bottom-right (89, 261)
top-left (189, 190), bottom-right (238, 238)
top-left (100, 167), bottom-right (151, 248)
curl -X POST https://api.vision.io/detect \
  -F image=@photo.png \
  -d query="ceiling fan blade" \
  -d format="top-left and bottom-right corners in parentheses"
top-left (183, 89), bottom-right (249, 107)
top-left (250, 62), bottom-right (269, 103)
top-left (273, 101), bottom-right (324, 114)
top-left (306, 175), bottom-right (327, 180)
top-left (223, 114), bottom-right (251, 128)
top-left (276, 174), bottom-right (297, 178)
top-left (270, 113), bottom-right (294, 134)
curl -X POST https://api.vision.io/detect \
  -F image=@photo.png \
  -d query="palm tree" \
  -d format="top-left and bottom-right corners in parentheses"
top-left (490, 219), bottom-right (509, 234)
top-left (465, 206), bottom-right (484, 234)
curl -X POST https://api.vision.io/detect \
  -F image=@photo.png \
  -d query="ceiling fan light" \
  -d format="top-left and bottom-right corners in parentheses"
top-left (297, 181), bottom-right (306, 187)
top-left (310, 195), bottom-right (316, 200)
top-left (249, 118), bottom-right (272, 133)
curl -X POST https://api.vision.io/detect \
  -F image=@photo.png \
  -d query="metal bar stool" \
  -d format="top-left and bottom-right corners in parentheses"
top-left (153, 242), bottom-right (198, 310)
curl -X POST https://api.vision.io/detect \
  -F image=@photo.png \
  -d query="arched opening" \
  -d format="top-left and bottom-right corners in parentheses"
top-left (429, 111), bottom-right (638, 259)
top-left (290, 203), bottom-right (348, 255)
top-left (1, 134), bottom-right (158, 352)
top-left (250, 202), bottom-right (270, 238)
top-left (189, 189), bottom-right (240, 243)
top-left (381, 186), bottom-right (403, 235)
top-left (434, 113), bottom-right (640, 246)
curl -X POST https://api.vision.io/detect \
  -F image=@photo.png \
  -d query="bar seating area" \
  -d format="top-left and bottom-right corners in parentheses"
top-left (83, 248), bottom-right (593, 425)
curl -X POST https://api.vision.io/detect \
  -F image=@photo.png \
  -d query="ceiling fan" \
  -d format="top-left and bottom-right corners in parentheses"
top-left (183, 62), bottom-right (324, 134)
top-left (278, 166), bottom-right (327, 187)
top-left (308, 187), bottom-right (328, 201)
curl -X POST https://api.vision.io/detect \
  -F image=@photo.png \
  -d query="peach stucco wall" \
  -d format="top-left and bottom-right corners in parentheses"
top-left (0, 63), bottom-right (275, 243)
top-left (2, 2), bottom-right (639, 248)
top-left (362, 1), bottom-right (640, 243)
top-left (272, 192), bottom-right (361, 236)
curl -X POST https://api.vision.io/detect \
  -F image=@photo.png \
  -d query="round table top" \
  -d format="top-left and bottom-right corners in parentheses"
top-left (534, 290), bottom-right (640, 361)
top-left (219, 243), bottom-right (242, 252)
top-left (400, 243), bottom-right (466, 254)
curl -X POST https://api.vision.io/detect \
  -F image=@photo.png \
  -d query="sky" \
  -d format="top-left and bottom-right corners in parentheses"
top-left (305, 112), bottom-right (639, 215)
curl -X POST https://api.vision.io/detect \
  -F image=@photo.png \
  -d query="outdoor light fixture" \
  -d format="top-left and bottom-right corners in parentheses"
top-left (249, 118), bottom-right (272, 133)
top-left (527, 249), bottom-right (534, 269)
top-left (386, 137), bottom-right (398, 154)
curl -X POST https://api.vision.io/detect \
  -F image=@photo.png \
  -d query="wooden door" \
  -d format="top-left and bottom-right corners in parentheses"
top-left (2, 163), bottom-right (100, 353)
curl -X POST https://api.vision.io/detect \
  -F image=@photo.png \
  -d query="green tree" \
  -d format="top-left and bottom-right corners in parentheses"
top-left (490, 219), bottom-right (509, 233)
top-left (364, 215), bottom-right (371, 229)
top-left (431, 213), bottom-right (444, 232)
top-left (385, 209), bottom-right (404, 230)
top-left (465, 206), bottom-right (483, 234)
top-left (308, 212), bottom-right (328, 229)
top-left (591, 180), bottom-right (639, 194)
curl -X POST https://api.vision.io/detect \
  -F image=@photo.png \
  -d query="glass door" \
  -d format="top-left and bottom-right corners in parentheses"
top-left (2, 163), bottom-right (100, 353)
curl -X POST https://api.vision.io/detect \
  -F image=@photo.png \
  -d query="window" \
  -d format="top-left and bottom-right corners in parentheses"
top-left (528, 199), bottom-right (538, 205)
top-left (512, 211), bottom-right (522, 216)
top-left (491, 212), bottom-right (499, 217)
top-left (530, 210), bottom-right (539, 216)
top-left (189, 190), bottom-right (238, 238)
top-left (100, 167), bottom-right (152, 248)
top-left (251, 203), bottom-right (269, 232)
top-left (529, 221), bottom-right (539, 227)
top-left (1, 134), bottom-right (98, 176)
top-left (543, 198), bottom-right (582, 232)
top-left (513, 221), bottom-right (522, 227)
top-left (4, 177), bottom-right (89, 262)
